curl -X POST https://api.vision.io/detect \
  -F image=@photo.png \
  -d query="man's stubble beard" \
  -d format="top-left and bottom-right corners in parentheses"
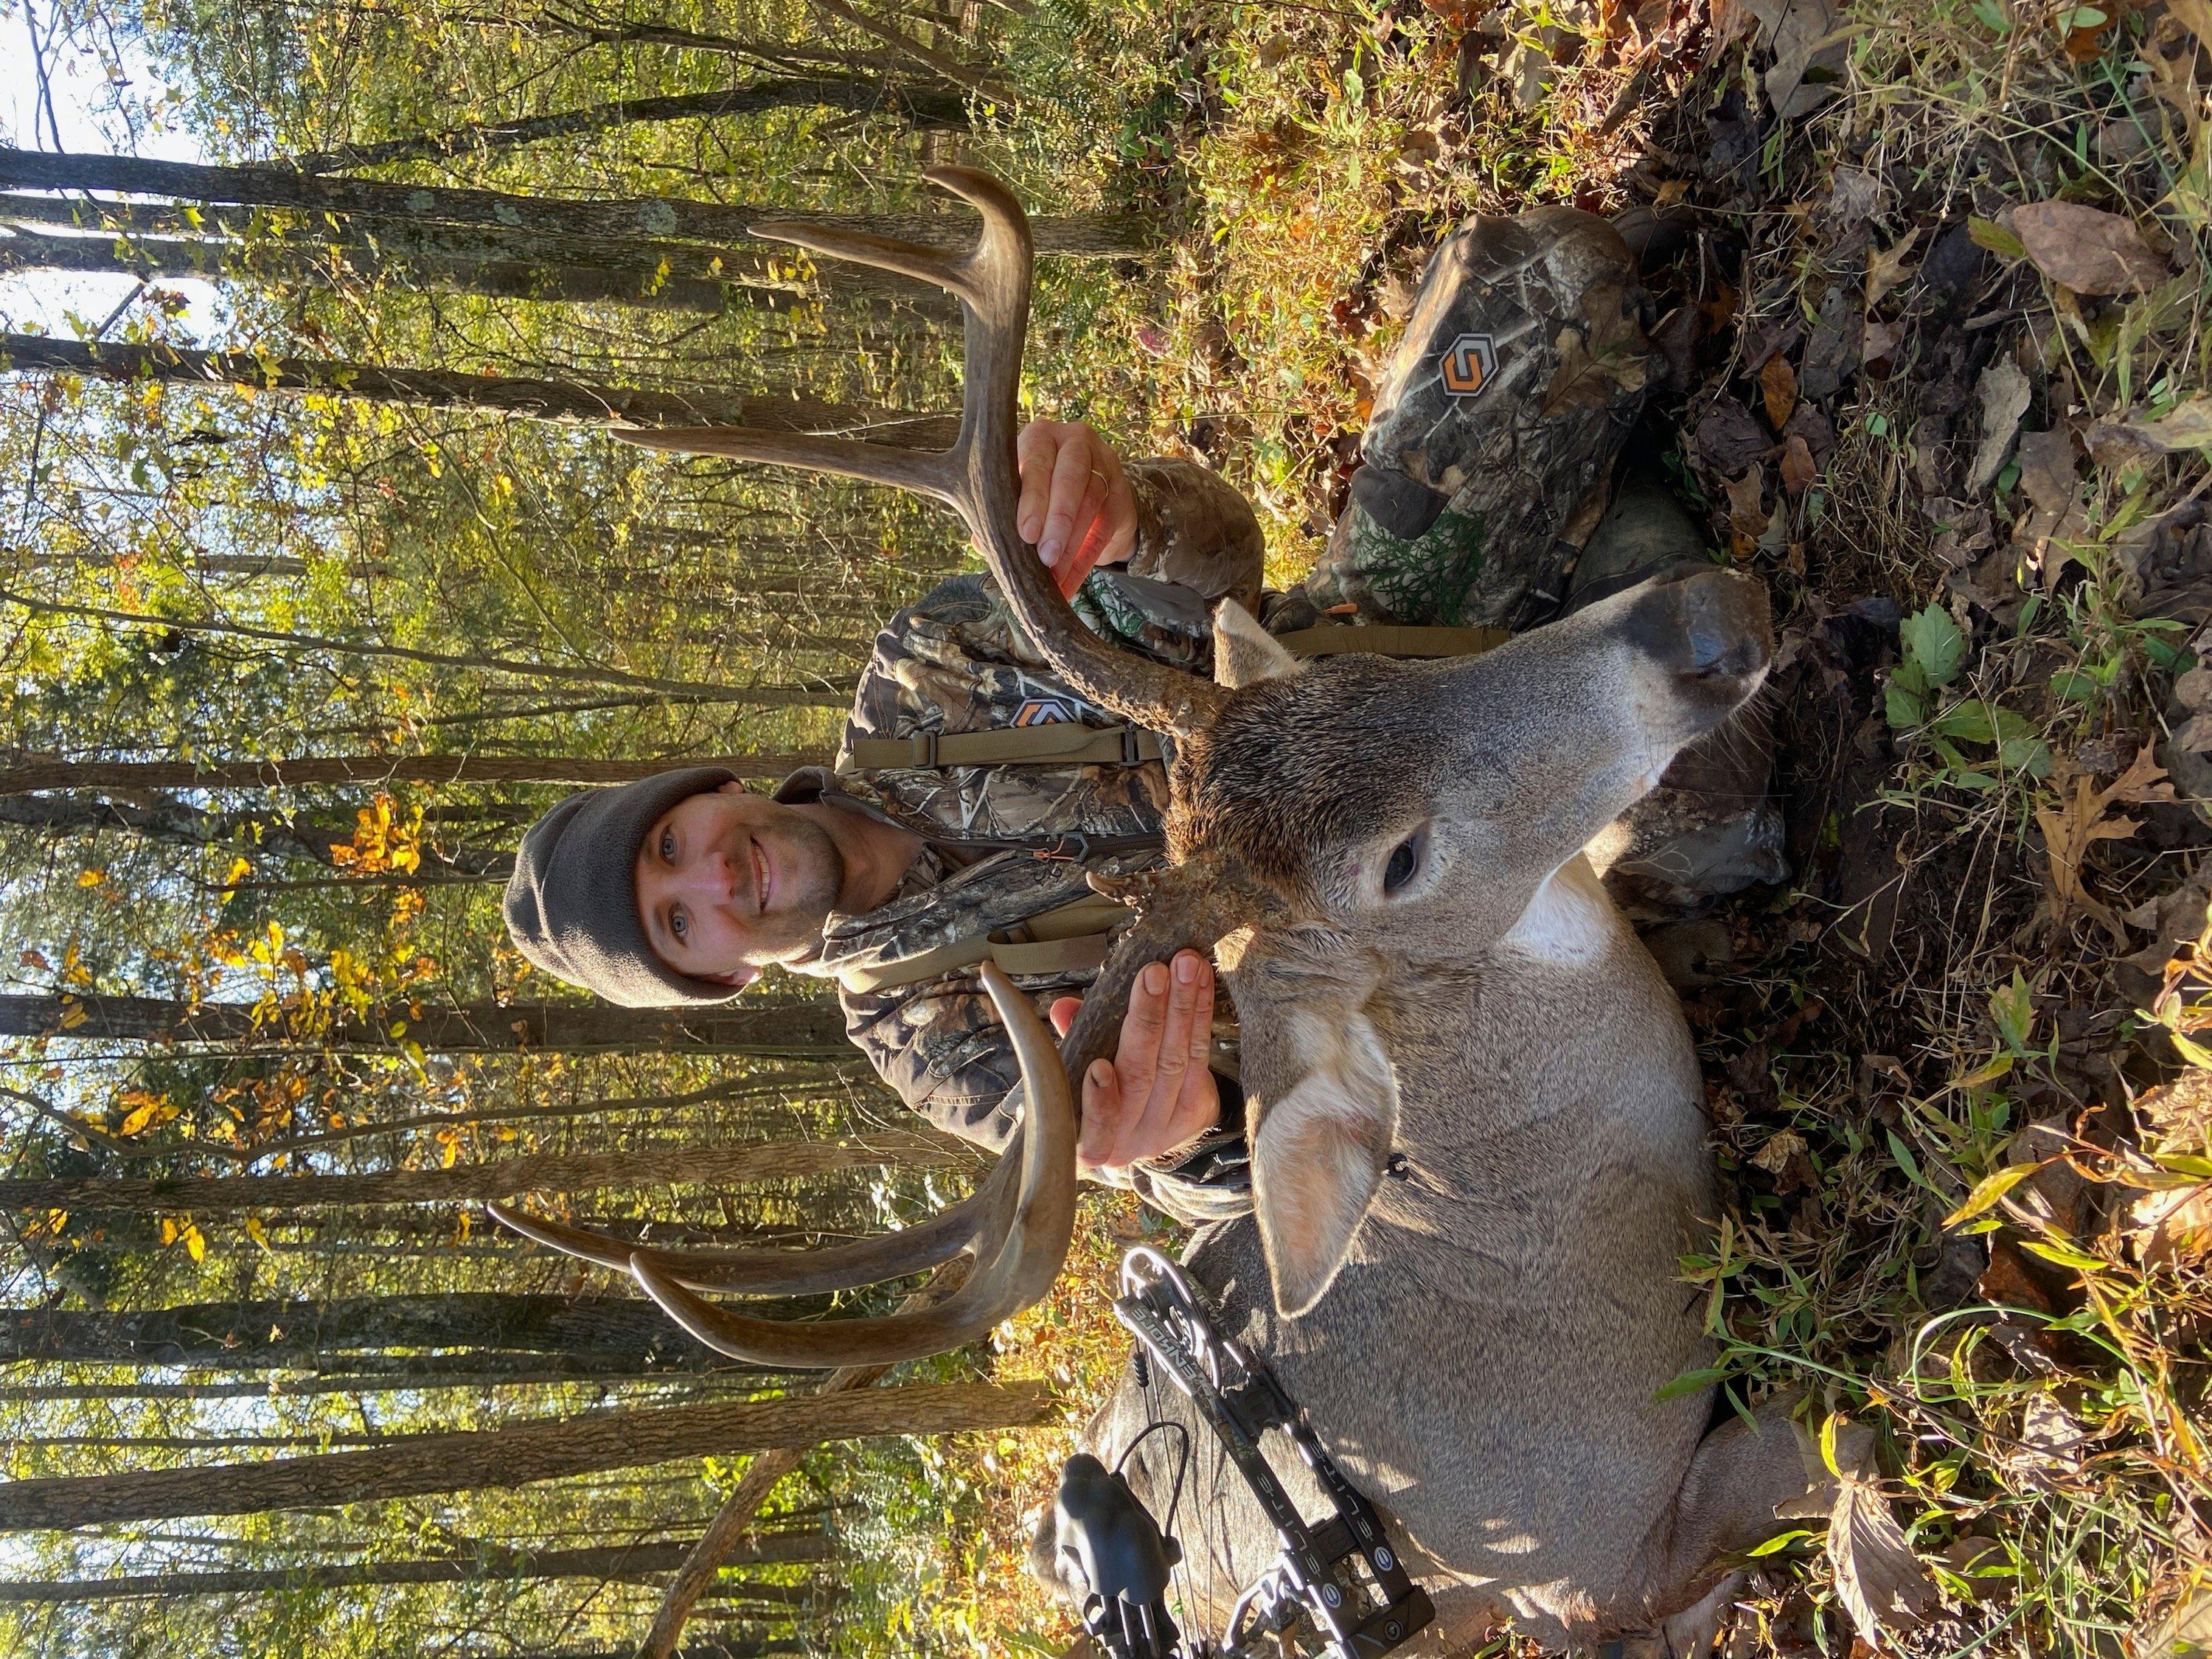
top-left (762, 812), bottom-right (846, 961)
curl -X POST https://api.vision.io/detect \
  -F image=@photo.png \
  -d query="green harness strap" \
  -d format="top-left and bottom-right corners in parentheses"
top-left (833, 894), bottom-right (1133, 994)
top-left (838, 625), bottom-right (1506, 776)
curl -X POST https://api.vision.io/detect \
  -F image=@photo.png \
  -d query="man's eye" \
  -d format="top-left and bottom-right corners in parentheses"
top-left (669, 908), bottom-right (688, 942)
top-left (660, 829), bottom-right (676, 863)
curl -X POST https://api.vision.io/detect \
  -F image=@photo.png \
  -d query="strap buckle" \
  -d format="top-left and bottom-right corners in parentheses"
top-left (1036, 831), bottom-right (1093, 863)
top-left (1120, 726), bottom-right (1147, 765)
top-left (908, 731), bottom-right (940, 768)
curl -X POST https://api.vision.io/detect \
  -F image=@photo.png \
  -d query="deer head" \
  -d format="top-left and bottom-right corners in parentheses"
top-left (492, 167), bottom-right (1773, 1357)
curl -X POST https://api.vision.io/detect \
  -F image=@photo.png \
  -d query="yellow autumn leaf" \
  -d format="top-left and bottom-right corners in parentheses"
top-left (75, 869), bottom-right (105, 888)
top-left (179, 1219), bottom-right (206, 1262)
top-left (244, 1216), bottom-right (271, 1253)
top-left (117, 1094), bottom-right (176, 1136)
top-left (1943, 1161), bottom-right (2045, 1228)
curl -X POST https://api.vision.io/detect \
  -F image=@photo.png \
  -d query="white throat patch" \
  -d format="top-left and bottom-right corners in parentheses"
top-left (1499, 855), bottom-right (1615, 964)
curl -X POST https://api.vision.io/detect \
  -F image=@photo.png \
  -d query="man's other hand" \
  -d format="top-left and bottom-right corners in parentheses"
top-left (1012, 419), bottom-right (1136, 598)
top-left (1049, 950), bottom-right (1219, 1172)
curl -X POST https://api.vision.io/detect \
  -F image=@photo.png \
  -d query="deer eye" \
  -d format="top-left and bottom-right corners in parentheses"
top-left (1382, 834), bottom-right (1422, 894)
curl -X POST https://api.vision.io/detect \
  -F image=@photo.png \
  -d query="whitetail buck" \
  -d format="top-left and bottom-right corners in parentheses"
top-left (491, 170), bottom-right (1818, 1649)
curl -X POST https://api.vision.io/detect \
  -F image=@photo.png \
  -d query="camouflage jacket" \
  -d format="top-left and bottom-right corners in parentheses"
top-left (777, 458), bottom-right (1265, 1223)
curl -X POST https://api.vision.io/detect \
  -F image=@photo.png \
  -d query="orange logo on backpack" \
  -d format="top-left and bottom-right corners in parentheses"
top-left (1013, 698), bottom-right (1077, 726)
top-left (1441, 333), bottom-right (1497, 397)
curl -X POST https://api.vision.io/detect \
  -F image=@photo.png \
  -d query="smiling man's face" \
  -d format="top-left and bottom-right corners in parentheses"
top-left (633, 782), bottom-right (846, 987)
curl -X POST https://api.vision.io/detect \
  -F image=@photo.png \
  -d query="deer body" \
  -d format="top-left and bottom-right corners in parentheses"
top-left (1073, 855), bottom-right (1737, 1646)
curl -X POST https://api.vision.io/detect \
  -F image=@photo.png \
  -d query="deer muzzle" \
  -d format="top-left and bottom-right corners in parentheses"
top-left (1626, 565), bottom-right (1773, 693)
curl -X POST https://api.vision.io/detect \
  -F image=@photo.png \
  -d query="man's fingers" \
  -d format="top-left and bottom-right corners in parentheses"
top-left (1058, 467), bottom-right (1112, 594)
top-left (1048, 995), bottom-right (1080, 1038)
top-left (1036, 427), bottom-right (1098, 576)
top-left (1075, 1058), bottom-right (1121, 1168)
top-left (1015, 421), bottom-right (1059, 545)
top-left (1127, 951), bottom-right (1208, 1158)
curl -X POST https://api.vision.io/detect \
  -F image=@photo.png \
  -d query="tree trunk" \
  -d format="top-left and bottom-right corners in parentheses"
top-left (0, 1380), bottom-right (1051, 1528)
top-left (0, 991), bottom-right (849, 1056)
top-left (0, 1293), bottom-right (776, 1370)
top-left (0, 334), bottom-right (959, 448)
top-left (0, 1534), bottom-right (831, 1601)
top-left (0, 148), bottom-right (1157, 261)
top-left (0, 1366), bottom-right (765, 1401)
top-left (0, 752), bottom-right (824, 796)
top-left (0, 1128), bottom-right (966, 1213)
top-left (2, 588), bottom-right (855, 705)
top-left (0, 793), bottom-right (514, 879)
top-left (0, 224), bottom-right (760, 314)
top-left (291, 78), bottom-right (970, 174)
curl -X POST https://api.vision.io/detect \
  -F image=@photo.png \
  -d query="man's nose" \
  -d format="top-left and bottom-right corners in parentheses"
top-left (681, 845), bottom-right (741, 906)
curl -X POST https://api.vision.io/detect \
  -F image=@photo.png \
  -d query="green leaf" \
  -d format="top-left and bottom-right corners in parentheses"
top-left (1942, 1161), bottom-right (2041, 1228)
top-left (1901, 605), bottom-right (1967, 686)
top-left (1888, 1129), bottom-right (1930, 1189)
top-left (2000, 736), bottom-right (2053, 778)
top-left (1991, 968), bottom-right (2036, 1051)
top-left (1933, 700), bottom-right (1997, 742)
top-left (1970, 215), bottom-right (2028, 260)
top-left (2020, 1238), bottom-right (2109, 1273)
top-left (1885, 683), bottom-right (1926, 730)
top-left (2171, 1029), bottom-right (2212, 1070)
top-left (2051, 668), bottom-right (2101, 703)
top-left (1747, 1528), bottom-right (1822, 1557)
top-left (1654, 1364), bottom-right (1730, 1401)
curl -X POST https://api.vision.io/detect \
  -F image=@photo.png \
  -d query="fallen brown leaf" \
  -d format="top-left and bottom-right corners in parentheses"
top-left (1862, 318), bottom-right (1905, 364)
top-left (2036, 748), bottom-right (2175, 945)
top-left (1781, 433), bottom-right (1818, 495)
top-left (1829, 1470), bottom-right (1938, 1644)
top-left (1761, 352), bottom-right (1798, 428)
top-left (1725, 467), bottom-right (1770, 538)
top-left (2131, 1181), bottom-right (2212, 1266)
top-left (1966, 359), bottom-right (2033, 495)
top-left (2011, 201), bottom-right (2168, 295)
top-left (1865, 229), bottom-right (1923, 310)
top-left (2015, 427), bottom-right (2081, 513)
top-left (1752, 0), bottom-right (1845, 118)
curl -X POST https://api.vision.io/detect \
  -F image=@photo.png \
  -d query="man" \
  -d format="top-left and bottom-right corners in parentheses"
top-left (504, 207), bottom-right (1781, 1222)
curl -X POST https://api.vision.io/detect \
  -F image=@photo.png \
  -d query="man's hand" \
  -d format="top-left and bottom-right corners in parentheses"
top-left (1012, 419), bottom-right (1137, 598)
top-left (1049, 950), bottom-right (1220, 1172)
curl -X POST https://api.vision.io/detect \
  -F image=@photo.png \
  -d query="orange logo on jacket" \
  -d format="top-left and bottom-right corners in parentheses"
top-left (1441, 333), bottom-right (1497, 397)
top-left (1013, 698), bottom-right (1078, 726)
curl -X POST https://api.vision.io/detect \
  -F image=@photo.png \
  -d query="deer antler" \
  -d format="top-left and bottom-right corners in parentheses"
top-left (614, 167), bottom-right (1225, 740)
top-left (493, 963), bottom-right (1074, 1369)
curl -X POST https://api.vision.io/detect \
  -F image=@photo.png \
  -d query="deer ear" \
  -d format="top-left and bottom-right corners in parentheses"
top-left (1212, 600), bottom-right (1304, 689)
top-left (1233, 939), bottom-right (1397, 1318)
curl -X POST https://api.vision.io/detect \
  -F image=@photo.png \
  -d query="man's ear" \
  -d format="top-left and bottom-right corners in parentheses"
top-left (1212, 600), bottom-right (1304, 689)
top-left (1231, 934), bottom-right (1397, 1318)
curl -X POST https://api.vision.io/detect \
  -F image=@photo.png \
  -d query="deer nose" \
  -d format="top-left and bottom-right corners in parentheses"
top-left (1630, 564), bottom-right (1773, 681)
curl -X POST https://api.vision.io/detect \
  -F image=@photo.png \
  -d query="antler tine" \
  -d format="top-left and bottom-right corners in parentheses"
top-left (484, 1152), bottom-right (1018, 1297)
top-left (749, 223), bottom-right (982, 308)
top-left (615, 426), bottom-right (957, 507)
top-left (616, 164), bottom-right (1226, 739)
top-left (628, 963), bottom-right (1079, 1368)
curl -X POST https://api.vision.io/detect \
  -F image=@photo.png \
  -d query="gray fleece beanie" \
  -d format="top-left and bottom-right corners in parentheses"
top-left (503, 766), bottom-right (740, 1007)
